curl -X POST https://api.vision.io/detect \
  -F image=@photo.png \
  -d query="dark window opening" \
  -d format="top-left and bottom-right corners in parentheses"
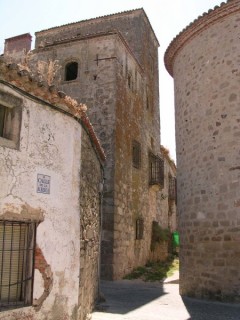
top-left (0, 221), bottom-right (37, 310)
top-left (127, 73), bottom-right (134, 91)
top-left (0, 105), bottom-right (6, 137)
top-left (0, 104), bottom-right (21, 145)
top-left (136, 219), bottom-right (144, 240)
top-left (149, 153), bottom-right (164, 187)
top-left (65, 62), bottom-right (78, 81)
top-left (132, 140), bottom-right (141, 169)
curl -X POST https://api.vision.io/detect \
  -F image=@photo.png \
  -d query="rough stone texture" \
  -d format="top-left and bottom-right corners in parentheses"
top-left (79, 127), bottom-right (103, 320)
top-left (20, 9), bottom-right (162, 280)
top-left (165, 0), bottom-right (240, 301)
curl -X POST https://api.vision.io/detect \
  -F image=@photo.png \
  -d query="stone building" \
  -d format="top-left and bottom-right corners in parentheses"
top-left (150, 145), bottom-right (177, 262)
top-left (3, 8), bottom-right (165, 280)
top-left (0, 59), bottom-right (105, 320)
top-left (165, 0), bottom-right (240, 301)
top-left (160, 146), bottom-right (177, 233)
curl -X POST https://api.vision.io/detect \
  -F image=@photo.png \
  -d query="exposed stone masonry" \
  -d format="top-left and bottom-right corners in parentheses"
top-left (165, 0), bottom-right (240, 301)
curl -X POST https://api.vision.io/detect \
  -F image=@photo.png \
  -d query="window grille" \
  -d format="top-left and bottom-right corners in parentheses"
top-left (169, 176), bottom-right (177, 202)
top-left (149, 153), bottom-right (164, 187)
top-left (136, 219), bottom-right (144, 240)
top-left (132, 140), bottom-right (141, 169)
top-left (0, 221), bottom-right (37, 310)
top-left (65, 62), bottom-right (78, 81)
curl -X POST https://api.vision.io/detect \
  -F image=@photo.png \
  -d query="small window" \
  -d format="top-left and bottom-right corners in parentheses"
top-left (149, 153), bottom-right (164, 187)
top-left (65, 62), bottom-right (78, 81)
top-left (0, 105), bottom-right (6, 137)
top-left (132, 140), bottom-right (141, 169)
top-left (0, 101), bottom-right (22, 149)
top-left (136, 219), bottom-right (144, 240)
top-left (127, 73), bottom-right (134, 91)
top-left (0, 221), bottom-right (37, 310)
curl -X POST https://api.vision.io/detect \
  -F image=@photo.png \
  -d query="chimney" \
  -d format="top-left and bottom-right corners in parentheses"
top-left (4, 33), bottom-right (32, 55)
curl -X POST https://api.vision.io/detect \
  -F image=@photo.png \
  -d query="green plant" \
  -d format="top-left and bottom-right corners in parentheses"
top-left (123, 257), bottom-right (179, 282)
top-left (151, 221), bottom-right (170, 251)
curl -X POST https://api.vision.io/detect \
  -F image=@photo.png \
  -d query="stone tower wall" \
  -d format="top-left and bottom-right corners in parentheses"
top-left (165, 1), bottom-right (240, 301)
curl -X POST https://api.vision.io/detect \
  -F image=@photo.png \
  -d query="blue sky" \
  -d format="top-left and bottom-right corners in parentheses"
top-left (0, 0), bottom-right (225, 161)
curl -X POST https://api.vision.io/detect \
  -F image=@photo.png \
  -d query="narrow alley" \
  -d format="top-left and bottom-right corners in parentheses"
top-left (91, 272), bottom-right (240, 320)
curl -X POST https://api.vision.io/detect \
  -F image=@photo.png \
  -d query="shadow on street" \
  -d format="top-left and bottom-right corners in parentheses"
top-left (92, 275), bottom-right (240, 320)
top-left (97, 279), bottom-right (167, 314)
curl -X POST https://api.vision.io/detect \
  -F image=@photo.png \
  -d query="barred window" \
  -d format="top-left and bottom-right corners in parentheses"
top-left (136, 219), bottom-right (144, 240)
top-left (169, 176), bottom-right (177, 202)
top-left (149, 153), bottom-right (164, 187)
top-left (65, 62), bottom-right (78, 81)
top-left (0, 221), bottom-right (37, 310)
top-left (132, 140), bottom-right (141, 169)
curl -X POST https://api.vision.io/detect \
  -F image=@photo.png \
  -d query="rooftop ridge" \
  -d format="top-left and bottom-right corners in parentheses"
top-left (35, 8), bottom-right (159, 46)
top-left (164, 0), bottom-right (239, 76)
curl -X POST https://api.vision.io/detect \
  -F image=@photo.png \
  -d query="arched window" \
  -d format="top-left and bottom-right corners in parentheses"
top-left (65, 62), bottom-right (78, 81)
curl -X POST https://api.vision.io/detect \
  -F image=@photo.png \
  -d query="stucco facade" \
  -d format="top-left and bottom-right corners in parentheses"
top-left (0, 60), bottom-right (104, 319)
top-left (165, 0), bottom-right (240, 301)
top-left (3, 9), bottom-right (164, 280)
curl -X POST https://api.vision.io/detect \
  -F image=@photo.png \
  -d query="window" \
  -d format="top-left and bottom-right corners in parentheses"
top-left (136, 219), bottom-right (144, 240)
top-left (169, 176), bottom-right (177, 202)
top-left (149, 153), bottom-right (164, 187)
top-left (0, 90), bottom-right (22, 149)
top-left (0, 221), bottom-right (37, 310)
top-left (127, 73), bottom-right (134, 91)
top-left (65, 62), bottom-right (78, 81)
top-left (132, 140), bottom-right (141, 169)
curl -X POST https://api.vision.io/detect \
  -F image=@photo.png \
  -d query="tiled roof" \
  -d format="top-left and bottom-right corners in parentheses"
top-left (0, 59), bottom-right (106, 162)
top-left (164, 0), bottom-right (238, 76)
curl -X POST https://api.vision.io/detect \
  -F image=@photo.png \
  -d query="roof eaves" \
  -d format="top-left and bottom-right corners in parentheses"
top-left (164, 0), bottom-right (238, 76)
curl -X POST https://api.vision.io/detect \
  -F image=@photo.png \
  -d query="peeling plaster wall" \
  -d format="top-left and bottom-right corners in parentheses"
top-left (0, 83), bottom-right (81, 319)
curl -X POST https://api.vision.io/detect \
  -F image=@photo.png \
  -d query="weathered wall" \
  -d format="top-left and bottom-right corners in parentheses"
top-left (7, 8), bottom-right (162, 280)
top-left (160, 148), bottom-right (177, 233)
top-left (79, 127), bottom-right (103, 320)
top-left (113, 36), bottom-right (162, 278)
top-left (27, 34), bottom-right (117, 279)
top-left (165, 1), bottom-right (240, 301)
top-left (34, 9), bottom-right (159, 73)
top-left (0, 83), bottom-right (81, 319)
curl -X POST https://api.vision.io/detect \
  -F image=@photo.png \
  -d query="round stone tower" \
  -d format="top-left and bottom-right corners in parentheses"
top-left (165, 0), bottom-right (240, 301)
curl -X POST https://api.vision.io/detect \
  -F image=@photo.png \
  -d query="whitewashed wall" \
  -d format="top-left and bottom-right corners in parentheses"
top-left (0, 83), bottom-right (82, 319)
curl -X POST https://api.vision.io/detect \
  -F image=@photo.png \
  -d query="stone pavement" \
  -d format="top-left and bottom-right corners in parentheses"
top-left (91, 272), bottom-right (240, 320)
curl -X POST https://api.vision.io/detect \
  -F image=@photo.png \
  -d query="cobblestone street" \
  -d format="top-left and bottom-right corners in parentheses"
top-left (91, 272), bottom-right (240, 320)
